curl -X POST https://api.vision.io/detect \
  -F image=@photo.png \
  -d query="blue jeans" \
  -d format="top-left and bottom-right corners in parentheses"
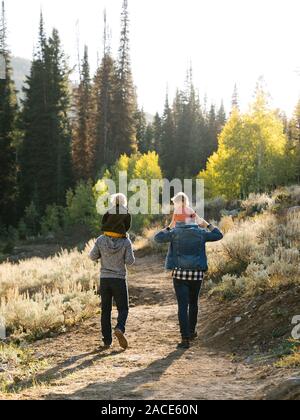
top-left (173, 279), bottom-right (203, 339)
top-left (100, 278), bottom-right (129, 346)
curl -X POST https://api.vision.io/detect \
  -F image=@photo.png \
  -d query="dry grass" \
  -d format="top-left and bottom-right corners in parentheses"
top-left (0, 241), bottom-right (100, 341)
top-left (134, 226), bottom-right (167, 256)
top-left (0, 245), bottom-right (98, 296)
top-left (241, 193), bottom-right (274, 216)
top-left (0, 229), bottom-right (164, 342)
top-left (207, 210), bottom-right (300, 300)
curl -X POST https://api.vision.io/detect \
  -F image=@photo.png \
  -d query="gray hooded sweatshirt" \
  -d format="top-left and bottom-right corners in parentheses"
top-left (89, 235), bottom-right (135, 280)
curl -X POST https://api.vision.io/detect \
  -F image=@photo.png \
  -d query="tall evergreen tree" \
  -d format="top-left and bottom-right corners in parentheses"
top-left (48, 28), bottom-right (73, 202)
top-left (205, 104), bottom-right (218, 162)
top-left (72, 46), bottom-right (93, 181)
top-left (278, 110), bottom-right (288, 135)
top-left (152, 112), bottom-right (162, 153)
top-left (171, 71), bottom-right (205, 178)
top-left (0, 1), bottom-right (18, 226)
top-left (217, 101), bottom-right (227, 132)
top-left (134, 107), bottom-right (147, 152)
top-left (92, 12), bottom-right (118, 175)
top-left (231, 83), bottom-right (240, 111)
top-left (20, 17), bottom-right (72, 212)
top-left (135, 112), bottom-right (161, 154)
top-left (288, 100), bottom-right (300, 182)
top-left (144, 123), bottom-right (155, 152)
top-left (160, 94), bottom-right (176, 179)
top-left (159, 70), bottom-right (224, 179)
top-left (112, 0), bottom-right (137, 158)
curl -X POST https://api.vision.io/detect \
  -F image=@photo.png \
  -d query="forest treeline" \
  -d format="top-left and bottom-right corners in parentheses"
top-left (1, 0), bottom-right (300, 238)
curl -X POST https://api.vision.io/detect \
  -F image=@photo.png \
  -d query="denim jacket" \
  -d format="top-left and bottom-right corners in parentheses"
top-left (154, 223), bottom-right (223, 271)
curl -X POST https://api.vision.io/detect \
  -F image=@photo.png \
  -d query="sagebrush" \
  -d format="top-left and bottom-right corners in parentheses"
top-left (0, 242), bottom-right (100, 340)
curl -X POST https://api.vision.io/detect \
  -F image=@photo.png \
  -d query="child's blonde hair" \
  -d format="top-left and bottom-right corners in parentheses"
top-left (171, 192), bottom-right (190, 208)
top-left (110, 193), bottom-right (128, 207)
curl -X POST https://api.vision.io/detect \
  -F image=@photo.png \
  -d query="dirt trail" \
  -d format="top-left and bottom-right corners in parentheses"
top-left (4, 256), bottom-right (293, 400)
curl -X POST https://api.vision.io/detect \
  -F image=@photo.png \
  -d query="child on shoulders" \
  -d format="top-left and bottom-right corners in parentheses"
top-left (169, 192), bottom-right (202, 228)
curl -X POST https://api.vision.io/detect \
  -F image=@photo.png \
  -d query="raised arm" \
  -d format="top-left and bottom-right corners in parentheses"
top-left (205, 225), bottom-right (223, 242)
top-left (154, 228), bottom-right (173, 244)
top-left (197, 217), bottom-right (223, 242)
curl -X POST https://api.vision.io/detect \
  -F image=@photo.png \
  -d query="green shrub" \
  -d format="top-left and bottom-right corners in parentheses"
top-left (276, 343), bottom-right (300, 368)
top-left (0, 227), bottom-right (18, 255)
top-left (0, 343), bottom-right (48, 392)
top-left (2, 240), bottom-right (15, 255)
top-left (23, 202), bottom-right (40, 237)
top-left (7, 226), bottom-right (19, 242)
top-left (18, 219), bottom-right (27, 240)
top-left (41, 205), bottom-right (65, 237)
top-left (65, 181), bottom-right (99, 236)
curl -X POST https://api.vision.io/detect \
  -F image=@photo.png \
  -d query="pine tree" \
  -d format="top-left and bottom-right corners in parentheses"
top-left (160, 70), bottom-right (224, 179)
top-left (152, 112), bottom-right (162, 153)
top-left (92, 12), bottom-right (118, 175)
top-left (19, 16), bottom-right (47, 214)
top-left (144, 123), bottom-right (155, 152)
top-left (72, 46), bottom-right (93, 181)
top-left (288, 100), bottom-right (300, 182)
top-left (231, 83), bottom-right (240, 111)
top-left (134, 107), bottom-right (147, 152)
top-left (20, 17), bottom-right (72, 212)
top-left (0, 1), bottom-right (18, 226)
top-left (160, 94), bottom-right (176, 179)
top-left (217, 101), bottom-right (227, 132)
top-left (47, 28), bottom-right (73, 203)
top-left (205, 104), bottom-right (218, 161)
top-left (157, 70), bottom-right (226, 179)
top-left (134, 111), bottom-right (161, 154)
top-left (172, 71), bottom-right (204, 178)
top-left (278, 110), bottom-right (288, 135)
top-left (112, 0), bottom-right (137, 158)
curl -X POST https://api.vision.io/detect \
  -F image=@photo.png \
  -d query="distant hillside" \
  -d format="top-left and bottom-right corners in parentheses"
top-left (11, 56), bottom-right (31, 99)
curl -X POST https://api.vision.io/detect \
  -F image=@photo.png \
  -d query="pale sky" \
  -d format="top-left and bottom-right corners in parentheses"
top-left (4, 0), bottom-right (300, 116)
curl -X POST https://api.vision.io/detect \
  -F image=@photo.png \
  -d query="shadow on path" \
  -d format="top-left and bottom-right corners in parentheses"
top-left (10, 348), bottom-right (124, 394)
top-left (45, 349), bottom-right (187, 400)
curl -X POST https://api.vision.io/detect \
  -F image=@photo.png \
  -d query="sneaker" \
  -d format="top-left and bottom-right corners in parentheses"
top-left (190, 332), bottom-right (198, 341)
top-left (115, 329), bottom-right (128, 350)
top-left (177, 339), bottom-right (190, 349)
top-left (98, 344), bottom-right (111, 351)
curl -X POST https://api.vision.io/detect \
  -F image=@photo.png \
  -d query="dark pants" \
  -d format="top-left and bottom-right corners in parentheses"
top-left (173, 279), bottom-right (203, 339)
top-left (100, 278), bottom-right (129, 346)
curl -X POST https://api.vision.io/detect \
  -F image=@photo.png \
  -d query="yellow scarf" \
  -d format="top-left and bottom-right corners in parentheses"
top-left (104, 231), bottom-right (126, 239)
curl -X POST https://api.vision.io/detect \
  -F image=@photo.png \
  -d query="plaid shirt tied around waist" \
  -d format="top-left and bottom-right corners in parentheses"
top-left (172, 268), bottom-right (205, 282)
